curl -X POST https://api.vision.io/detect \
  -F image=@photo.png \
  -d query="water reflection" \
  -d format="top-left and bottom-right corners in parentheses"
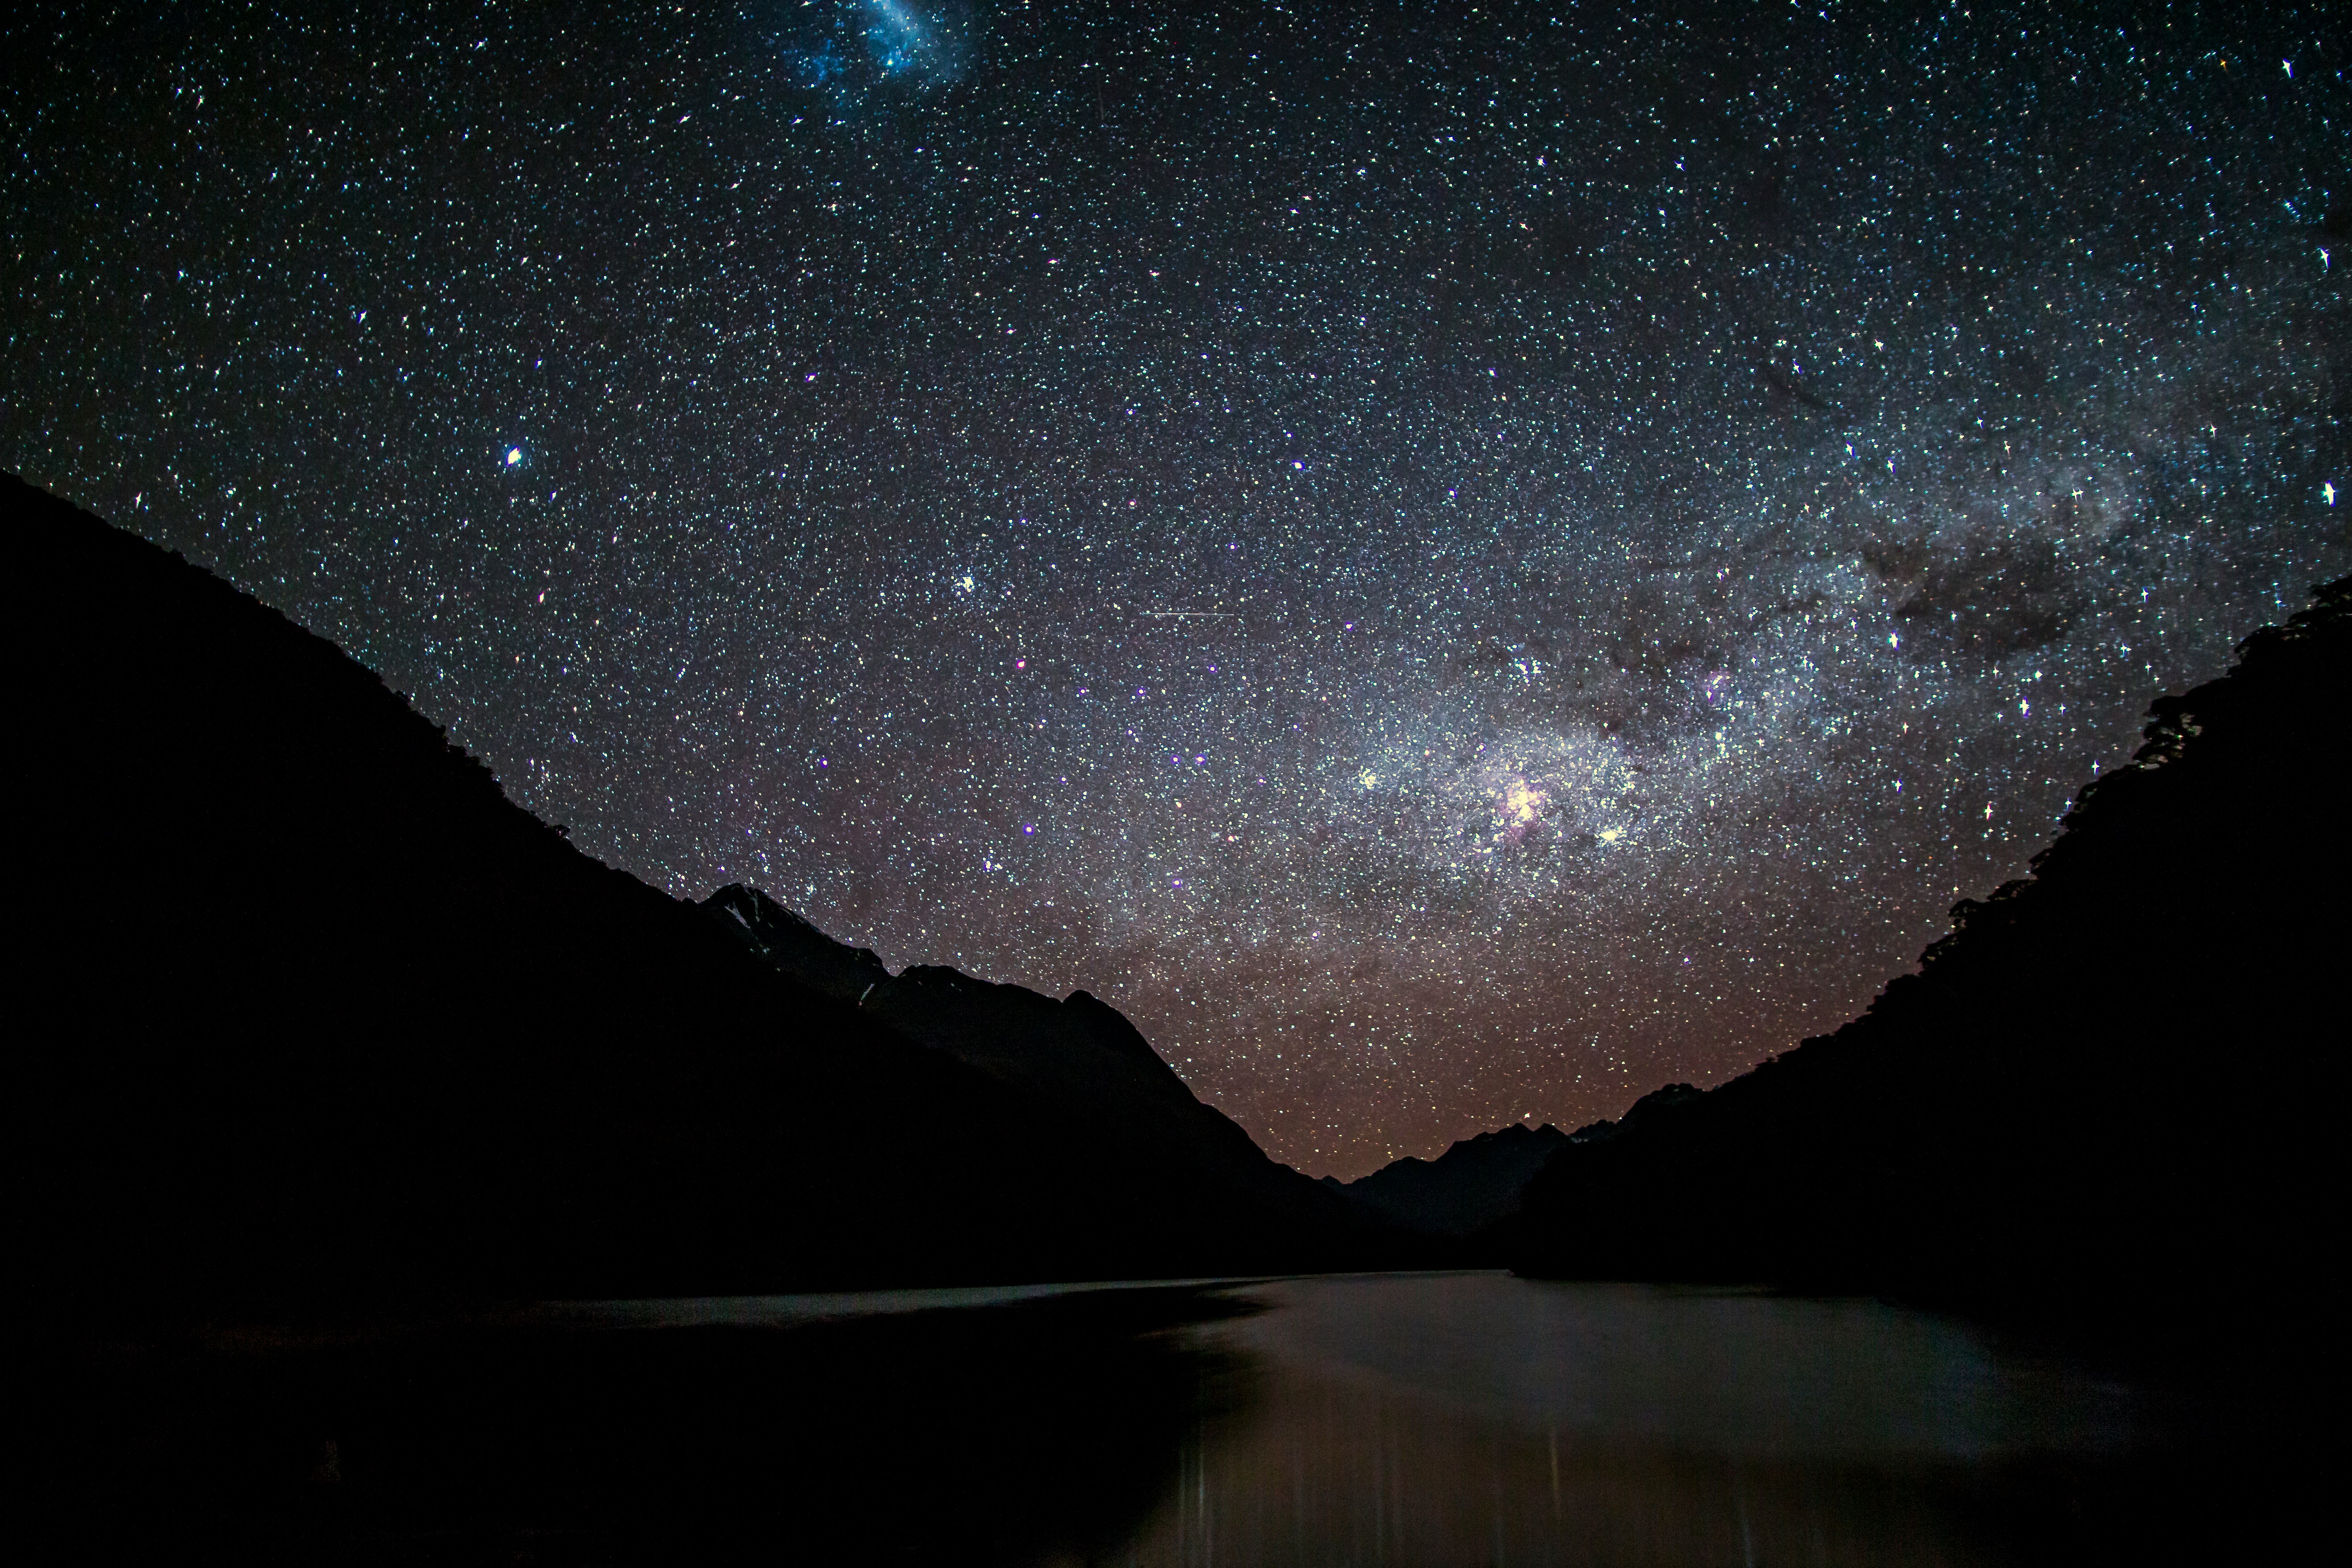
top-left (1125, 1273), bottom-right (2216, 1568)
top-left (43, 1271), bottom-right (2261, 1566)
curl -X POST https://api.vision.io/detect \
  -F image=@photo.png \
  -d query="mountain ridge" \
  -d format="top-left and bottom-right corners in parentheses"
top-left (1325, 1123), bottom-right (1569, 1238)
top-left (7, 472), bottom-right (1406, 1322)
top-left (1499, 577), bottom-right (2352, 1324)
top-left (700, 881), bottom-right (1362, 1234)
top-left (1327, 1082), bottom-right (1706, 1238)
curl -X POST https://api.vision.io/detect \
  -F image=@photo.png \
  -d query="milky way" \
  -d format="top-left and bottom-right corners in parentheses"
top-left (7, 2), bottom-right (2345, 1173)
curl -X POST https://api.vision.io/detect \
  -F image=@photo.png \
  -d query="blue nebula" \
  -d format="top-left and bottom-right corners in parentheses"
top-left (862, 0), bottom-right (953, 81)
top-left (786, 41), bottom-right (844, 88)
top-left (865, 0), bottom-right (925, 75)
top-left (770, 1), bottom-right (958, 95)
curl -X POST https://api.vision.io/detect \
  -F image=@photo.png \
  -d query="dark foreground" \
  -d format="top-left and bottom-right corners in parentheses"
top-left (28, 1274), bottom-right (2315, 1567)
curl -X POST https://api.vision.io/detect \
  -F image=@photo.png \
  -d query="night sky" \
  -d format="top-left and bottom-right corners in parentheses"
top-left (7, 2), bottom-right (2345, 1175)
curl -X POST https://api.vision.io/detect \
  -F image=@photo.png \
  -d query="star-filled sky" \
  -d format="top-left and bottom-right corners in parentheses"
top-left (7, 1), bottom-right (2345, 1175)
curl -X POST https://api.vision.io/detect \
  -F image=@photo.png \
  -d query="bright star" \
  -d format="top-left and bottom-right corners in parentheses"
top-left (505, 447), bottom-right (522, 466)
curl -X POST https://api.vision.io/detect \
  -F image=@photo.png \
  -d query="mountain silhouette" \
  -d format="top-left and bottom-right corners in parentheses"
top-left (7, 474), bottom-right (1399, 1322)
top-left (704, 882), bottom-right (1374, 1245)
top-left (1326, 1121), bottom-right (1573, 1237)
top-left (1501, 578), bottom-right (2352, 1323)
top-left (1331, 1084), bottom-right (1708, 1239)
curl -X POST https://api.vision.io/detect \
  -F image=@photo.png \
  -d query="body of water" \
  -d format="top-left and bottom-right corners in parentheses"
top-left (43, 1271), bottom-right (2288, 1565)
top-left (1116, 1272), bottom-right (2191, 1567)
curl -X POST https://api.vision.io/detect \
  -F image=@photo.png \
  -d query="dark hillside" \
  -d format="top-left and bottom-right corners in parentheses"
top-left (706, 883), bottom-right (1377, 1243)
top-left (1329, 1122), bottom-right (1573, 1238)
top-left (1503, 580), bottom-right (2351, 1323)
top-left (5, 475), bottom-right (1383, 1321)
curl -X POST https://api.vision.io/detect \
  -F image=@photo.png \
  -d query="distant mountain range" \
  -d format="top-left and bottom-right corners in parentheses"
top-left (1321, 1085), bottom-right (1703, 1238)
top-left (1325, 1122), bottom-right (1573, 1237)
top-left (8, 474), bottom-right (1406, 1321)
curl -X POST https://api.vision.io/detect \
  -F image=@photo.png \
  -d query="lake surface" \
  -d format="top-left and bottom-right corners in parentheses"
top-left (1112, 1273), bottom-right (2176, 1567)
top-left (44, 1271), bottom-right (2285, 1565)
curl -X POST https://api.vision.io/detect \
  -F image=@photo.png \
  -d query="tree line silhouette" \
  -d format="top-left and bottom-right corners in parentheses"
top-left (1501, 576), bottom-right (2351, 1330)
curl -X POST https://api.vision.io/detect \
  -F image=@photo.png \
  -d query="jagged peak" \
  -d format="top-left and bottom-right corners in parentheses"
top-left (698, 882), bottom-right (889, 1007)
top-left (706, 882), bottom-right (831, 939)
top-left (1455, 1121), bottom-right (1565, 1148)
top-left (700, 892), bottom-right (1180, 1087)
